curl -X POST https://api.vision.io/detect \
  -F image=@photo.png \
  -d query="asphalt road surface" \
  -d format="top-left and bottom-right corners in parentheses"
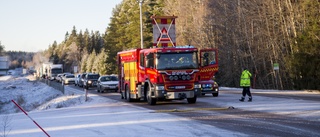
top-left (69, 85), bottom-right (320, 137)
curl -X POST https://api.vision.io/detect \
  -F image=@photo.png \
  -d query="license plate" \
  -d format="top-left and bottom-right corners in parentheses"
top-left (109, 86), bottom-right (116, 89)
top-left (175, 86), bottom-right (185, 89)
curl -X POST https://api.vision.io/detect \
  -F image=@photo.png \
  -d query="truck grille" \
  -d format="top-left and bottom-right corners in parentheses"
top-left (163, 75), bottom-right (195, 81)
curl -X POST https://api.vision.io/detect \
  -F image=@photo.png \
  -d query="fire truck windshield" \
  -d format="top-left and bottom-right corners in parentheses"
top-left (156, 52), bottom-right (198, 70)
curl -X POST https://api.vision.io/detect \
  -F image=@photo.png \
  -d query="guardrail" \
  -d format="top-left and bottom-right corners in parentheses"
top-left (39, 78), bottom-right (65, 94)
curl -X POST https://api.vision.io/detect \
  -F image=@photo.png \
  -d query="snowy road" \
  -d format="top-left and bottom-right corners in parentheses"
top-left (1, 76), bottom-right (320, 137)
top-left (88, 87), bottom-right (320, 137)
top-left (68, 84), bottom-right (320, 137)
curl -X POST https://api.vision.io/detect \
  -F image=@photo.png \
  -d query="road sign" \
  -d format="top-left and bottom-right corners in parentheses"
top-left (157, 28), bottom-right (170, 41)
top-left (273, 63), bottom-right (279, 70)
top-left (151, 15), bottom-right (177, 47)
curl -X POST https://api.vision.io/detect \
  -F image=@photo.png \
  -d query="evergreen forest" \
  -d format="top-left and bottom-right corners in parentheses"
top-left (1, 0), bottom-right (319, 90)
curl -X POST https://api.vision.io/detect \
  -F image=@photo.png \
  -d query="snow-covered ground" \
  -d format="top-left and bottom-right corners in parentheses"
top-left (0, 75), bottom-right (319, 137)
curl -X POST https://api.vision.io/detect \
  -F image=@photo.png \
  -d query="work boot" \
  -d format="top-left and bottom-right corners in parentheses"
top-left (248, 97), bottom-right (252, 102)
top-left (239, 97), bottom-right (245, 102)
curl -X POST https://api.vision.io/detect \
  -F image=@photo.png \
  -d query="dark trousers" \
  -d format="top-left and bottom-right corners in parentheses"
top-left (242, 87), bottom-right (252, 98)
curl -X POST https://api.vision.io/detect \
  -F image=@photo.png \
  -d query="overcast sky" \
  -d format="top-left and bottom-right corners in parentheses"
top-left (0, 0), bottom-right (122, 52)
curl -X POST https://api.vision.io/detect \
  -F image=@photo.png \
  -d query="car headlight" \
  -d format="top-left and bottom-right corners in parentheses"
top-left (155, 85), bottom-right (164, 90)
top-left (88, 80), bottom-right (92, 84)
top-left (194, 84), bottom-right (201, 88)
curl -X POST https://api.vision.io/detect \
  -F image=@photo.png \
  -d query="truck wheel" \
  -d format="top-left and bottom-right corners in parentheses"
top-left (125, 85), bottom-right (132, 102)
top-left (147, 86), bottom-right (156, 105)
top-left (121, 91), bottom-right (124, 99)
top-left (97, 87), bottom-right (100, 93)
top-left (212, 92), bottom-right (219, 97)
top-left (187, 95), bottom-right (197, 104)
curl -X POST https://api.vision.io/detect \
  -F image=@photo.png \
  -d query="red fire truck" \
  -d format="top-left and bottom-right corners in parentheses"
top-left (117, 16), bottom-right (218, 105)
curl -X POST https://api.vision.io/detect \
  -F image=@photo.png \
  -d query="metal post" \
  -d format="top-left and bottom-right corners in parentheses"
top-left (85, 88), bottom-right (88, 102)
top-left (12, 100), bottom-right (50, 137)
top-left (138, 0), bottom-right (144, 49)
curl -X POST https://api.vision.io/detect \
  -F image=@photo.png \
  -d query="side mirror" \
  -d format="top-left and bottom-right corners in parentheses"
top-left (156, 54), bottom-right (161, 59)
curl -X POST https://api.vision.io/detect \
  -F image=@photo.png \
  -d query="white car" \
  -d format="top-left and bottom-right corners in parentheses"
top-left (62, 74), bottom-right (75, 85)
top-left (97, 75), bottom-right (118, 93)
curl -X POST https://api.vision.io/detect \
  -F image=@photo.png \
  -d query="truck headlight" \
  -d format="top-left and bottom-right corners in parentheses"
top-left (155, 85), bottom-right (164, 90)
top-left (194, 84), bottom-right (201, 88)
top-left (88, 80), bottom-right (92, 84)
top-left (201, 84), bottom-right (205, 87)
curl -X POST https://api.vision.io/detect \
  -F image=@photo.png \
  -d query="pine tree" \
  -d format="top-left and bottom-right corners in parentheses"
top-left (290, 1), bottom-right (320, 90)
top-left (94, 48), bottom-right (109, 75)
top-left (80, 52), bottom-right (88, 73)
top-left (104, 3), bottom-right (123, 74)
top-left (86, 50), bottom-right (96, 73)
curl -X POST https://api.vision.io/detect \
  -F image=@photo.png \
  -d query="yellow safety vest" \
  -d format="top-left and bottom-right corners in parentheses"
top-left (240, 70), bottom-right (252, 87)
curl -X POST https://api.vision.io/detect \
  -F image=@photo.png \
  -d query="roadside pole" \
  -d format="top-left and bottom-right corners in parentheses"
top-left (11, 100), bottom-right (50, 137)
top-left (273, 63), bottom-right (280, 89)
top-left (85, 88), bottom-right (88, 102)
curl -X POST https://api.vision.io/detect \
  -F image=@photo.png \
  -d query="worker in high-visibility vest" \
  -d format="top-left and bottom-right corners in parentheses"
top-left (239, 67), bottom-right (252, 102)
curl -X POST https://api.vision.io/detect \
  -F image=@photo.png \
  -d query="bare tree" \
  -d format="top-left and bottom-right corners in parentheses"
top-left (1, 115), bottom-right (12, 137)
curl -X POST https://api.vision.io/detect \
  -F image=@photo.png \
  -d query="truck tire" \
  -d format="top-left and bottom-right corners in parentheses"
top-left (121, 91), bottom-right (124, 99)
top-left (147, 86), bottom-right (156, 105)
top-left (212, 92), bottom-right (219, 97)
top-left (187, 95), bottom-right (197, 104)
top-left (125, 85), bottom-right (132, 102)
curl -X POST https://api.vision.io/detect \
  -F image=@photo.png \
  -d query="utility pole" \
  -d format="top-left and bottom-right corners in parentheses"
top-left (138, 0), bottom-right (144, 49)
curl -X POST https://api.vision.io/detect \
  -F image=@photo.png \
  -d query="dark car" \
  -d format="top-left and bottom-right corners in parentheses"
top-left (83, 73), bottom-right (100, 89)
top-left (78, 73), bottom-right (87, 87)
top-left (199, 79), bottom-right (219, 97)
top-left (97, 75), bottom-right (119, 93)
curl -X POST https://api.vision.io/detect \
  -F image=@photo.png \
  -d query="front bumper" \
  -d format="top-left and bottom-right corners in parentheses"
top-left (101, 84), bottom-right (118, 91)
top-left (87, 81), bottom-right (98, 87)
top-left (201, 87), bottom-right (219, 94)
top-left (154, 88), bottom-right (201, 99)
top-left (65, 80), bottom-right (75, 84)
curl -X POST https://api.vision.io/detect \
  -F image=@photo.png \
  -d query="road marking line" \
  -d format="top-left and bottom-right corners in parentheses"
top-left (154, 107), bottom-right (234, 113)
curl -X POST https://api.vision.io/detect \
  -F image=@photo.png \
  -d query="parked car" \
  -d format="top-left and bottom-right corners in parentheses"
top-left (78, 73), bottom-right (87, 87)
top-left (74, 74), bottom-right (81, 86)
top-left (97, 75), bottom-right (119, 93)
top-left (83, 73), bottom-right (100, 89)
top-left (199, 79), bottom-right (219, 97)
top-left (62, 74), bottom-right (75, 85)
